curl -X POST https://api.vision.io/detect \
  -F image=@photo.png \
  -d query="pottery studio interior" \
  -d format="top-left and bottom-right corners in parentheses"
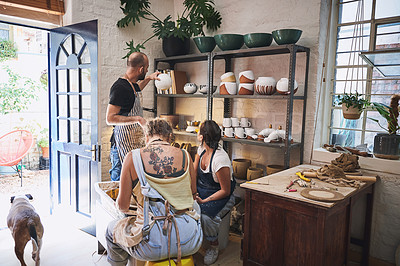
top-left (1, 0), bottom-right (400, 265)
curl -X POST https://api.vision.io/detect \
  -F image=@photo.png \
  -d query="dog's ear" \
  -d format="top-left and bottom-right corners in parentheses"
top-left (10, 196), bottom-right (15, 203)
top-left (25, 194), bottom-right (33, 200)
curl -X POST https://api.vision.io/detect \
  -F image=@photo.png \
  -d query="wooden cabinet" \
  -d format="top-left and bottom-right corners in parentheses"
top-left (241, 165), bottom-right (374, 266)
top-left (153, 44), bottom-right (310, 168)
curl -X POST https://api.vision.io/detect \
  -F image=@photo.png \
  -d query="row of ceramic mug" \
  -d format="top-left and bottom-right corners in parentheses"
top-left (223, 127), bottom-right (257, 139)
top-left (222, 117), bottom-right (251, 128)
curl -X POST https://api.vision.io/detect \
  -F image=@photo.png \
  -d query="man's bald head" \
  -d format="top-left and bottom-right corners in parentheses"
top-left (127, 52), bottom-right (147, 68)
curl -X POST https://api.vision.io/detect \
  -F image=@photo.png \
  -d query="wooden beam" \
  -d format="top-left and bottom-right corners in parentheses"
top-left (0, 4), bottom-right (61, 25)
top-left (0, 0), bottom-right (64, 15)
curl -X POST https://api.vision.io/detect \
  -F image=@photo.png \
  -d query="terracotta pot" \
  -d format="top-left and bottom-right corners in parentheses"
top-left (41, 146), bottom-right (49, 158)
top-left (247, 167), bottom-right (263, 181)
top-left (342, 105), bottom-right (361, 120)
top-left (232, 159), bottom-right (251, 179)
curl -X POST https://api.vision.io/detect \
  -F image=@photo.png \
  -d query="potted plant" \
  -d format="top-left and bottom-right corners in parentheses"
top-left (37, 128), bottom-right (49, 158)
top-left (337, 92), bottom-right (370, 120)
top-left (117, 0), bottom-right (222, 57)
top-left (369, 94), bottom-right (400, 160)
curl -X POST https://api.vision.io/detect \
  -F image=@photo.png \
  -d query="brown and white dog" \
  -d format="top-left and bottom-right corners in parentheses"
top-left (7, 195), bottom-right (44, 266)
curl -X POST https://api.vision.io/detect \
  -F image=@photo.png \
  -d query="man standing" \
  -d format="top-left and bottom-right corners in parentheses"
top-left (106, 52), bottom-right (159, 181)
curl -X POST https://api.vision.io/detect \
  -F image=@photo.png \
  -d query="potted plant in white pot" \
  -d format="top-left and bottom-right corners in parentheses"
top-left (369, 94), bottom-right (400, 160)
top-left (117, 0), bottom-right (222, 57)
top-left (337, 92), bottom-right (370, 120)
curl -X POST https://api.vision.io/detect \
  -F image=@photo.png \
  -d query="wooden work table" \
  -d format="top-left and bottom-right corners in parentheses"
top-left (240, 164), bottom-right (374, 266)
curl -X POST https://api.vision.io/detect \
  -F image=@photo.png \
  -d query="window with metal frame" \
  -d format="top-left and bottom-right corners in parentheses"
top-left (329, 0), bottom-right (400, 151)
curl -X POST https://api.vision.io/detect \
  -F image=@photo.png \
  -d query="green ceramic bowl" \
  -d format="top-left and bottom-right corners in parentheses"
top-left (193, 36), bottom-right (216, 53)
top-left (214, 34), bottom-right (244, 51)
top-left (272, 29), bottom-right (302, 45)
top-left (244, 33), bottom-right (273, 48)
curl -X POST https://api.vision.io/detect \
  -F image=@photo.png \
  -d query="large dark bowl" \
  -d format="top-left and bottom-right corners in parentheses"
top-left (214, 34), bottom-right (244, 51)
top-left (193, 36), bottom-right (216, 53)
top-left (272, 29), bottom-right (302, 45)
top-left (244, 33), bottom-right (273, 48)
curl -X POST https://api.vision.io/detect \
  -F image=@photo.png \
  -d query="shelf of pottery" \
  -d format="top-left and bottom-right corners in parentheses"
top-left (153, 45), bottom-right (310, 169)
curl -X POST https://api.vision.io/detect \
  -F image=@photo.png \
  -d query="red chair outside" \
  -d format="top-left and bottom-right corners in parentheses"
top-left (0, 130), bottom-right (34, 186)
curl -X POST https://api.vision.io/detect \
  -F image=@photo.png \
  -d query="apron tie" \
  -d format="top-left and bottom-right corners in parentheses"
top-left (153, 200), bottom-right (186, 266)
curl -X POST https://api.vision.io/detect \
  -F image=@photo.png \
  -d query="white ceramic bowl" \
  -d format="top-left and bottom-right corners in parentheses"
top-left (199, 85), bottom-right (217, 94)
top-left (239, 70), bottom-right (255, 83)
top-left (221, 72), bottom-right (236, 82)
top-left (155, 73), bottom-right (172, 91)
top-left (238, 83), bottom-right (254, 95)
top-left (255, 77), bottom-right (277, 95)
top-left (220, 82), bottom-right (237, 95)
top-left (276, 78), bottom-right (298, 95)
top-left (183, 83), bottom-right (197, 94)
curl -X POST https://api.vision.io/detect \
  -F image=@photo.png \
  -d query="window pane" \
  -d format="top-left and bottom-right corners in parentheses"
top-left (57, 95), bottom-right (67, 117)
top-left (70, 120), bottom-right (79, 144)
top-left (331, 109), bottom-right (364, 130)
top-left (80, 45), bottom-right (91, 64)
top-left (366, 110), bottom-right (388, 132)
top-left (339, 0), bottom-right (372, 24)
top-left (57, 69), bottom-right (67, 92)
top-left (63, 35), bottom-right (72, 56)
top-left (81, 121), bottom-right (91, 146)
top-left (333, 80), bottom-right (367, 94)
top-left (337, 52), bottom-right (369, 66)
top-left (57, 47), bottom-right (67, 66)
top-left (81, 68), bottom-right (91, 92)
top-left (74, 34), bottom-right (84, 55)
top-left (58, 119), bottom-right (68, 142)
top-left (375, 0), bottom-right (400, 19)
top-left (337, 36), bottom-right (369, 53)
top-left (364, 131), bottom-right (375, 151)
top-left (69, 95), bottom-right (79, 118)
top-left (69, 69), bottom-right (79, 93)
top-left (376, 33), bottom-right (400, 49)
top-left (330, 128), bottom-right (362, 147)
top-left (82, 95), bottom-right (91, 120)
top-left (338, 24), bottom-right (371, 39)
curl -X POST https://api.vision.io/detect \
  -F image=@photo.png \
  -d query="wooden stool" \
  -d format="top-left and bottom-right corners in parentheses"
top-left (144, 256), bottom-right (194, 266)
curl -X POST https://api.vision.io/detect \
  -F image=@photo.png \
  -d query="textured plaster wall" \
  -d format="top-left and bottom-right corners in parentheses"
top-left (63, 0), bottom-right (173, 180)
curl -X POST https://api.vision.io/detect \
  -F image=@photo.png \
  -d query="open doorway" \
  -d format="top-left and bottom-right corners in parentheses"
top-left (0, 20), bottom-right (51, 234)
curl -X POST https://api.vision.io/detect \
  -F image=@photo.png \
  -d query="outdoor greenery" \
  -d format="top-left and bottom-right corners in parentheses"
top-left (117, 0), bottom-right (222, 57)
top-left (369, 95), bottom-right (400, 135)
top-left (0, 39), bottom-right (17, 61)
top-left (37, 128), bottom-right (49, 147)
top-left (337, 92), bottom-right (370, 112)
top-left (0, 65), bottom-right (45, 115)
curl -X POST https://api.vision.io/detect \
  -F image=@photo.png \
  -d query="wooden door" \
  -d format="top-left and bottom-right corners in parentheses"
top-left (49, 20), bottom-right (99, 217)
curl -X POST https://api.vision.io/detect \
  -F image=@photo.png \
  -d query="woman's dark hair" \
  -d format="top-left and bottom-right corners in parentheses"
top-left (145, 118), bottom-right (174, 142)
top-left (199, 120), bottom-right (221, 149)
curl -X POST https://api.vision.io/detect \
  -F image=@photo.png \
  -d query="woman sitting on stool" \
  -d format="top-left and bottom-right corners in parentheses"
top-left (194, 120), bottom-right (236, 265)
top-left (106, 118), bottom-right (202, 266)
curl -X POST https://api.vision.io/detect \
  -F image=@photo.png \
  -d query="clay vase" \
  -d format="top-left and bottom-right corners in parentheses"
top-left (232, 159), bottom-right (251, 179)
top-left (255, 77), bottom-right (277, 95)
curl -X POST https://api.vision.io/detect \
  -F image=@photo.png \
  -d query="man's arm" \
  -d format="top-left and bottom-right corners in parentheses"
top-left (137, 71), bottom-right (160, 91)
top-left (106, 104), bottom-right (146, 126)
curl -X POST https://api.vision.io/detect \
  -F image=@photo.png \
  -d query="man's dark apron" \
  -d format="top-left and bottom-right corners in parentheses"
top-left (113, 80), bottom-right (145, 163)
top-left (197, 149), bottom-right (235, 218)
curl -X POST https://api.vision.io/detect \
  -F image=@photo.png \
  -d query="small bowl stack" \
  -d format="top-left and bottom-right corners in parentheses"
top-left (220, 72), bottom-right (237, 95)
top-left (238, 70), bottom-right (254, 95)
